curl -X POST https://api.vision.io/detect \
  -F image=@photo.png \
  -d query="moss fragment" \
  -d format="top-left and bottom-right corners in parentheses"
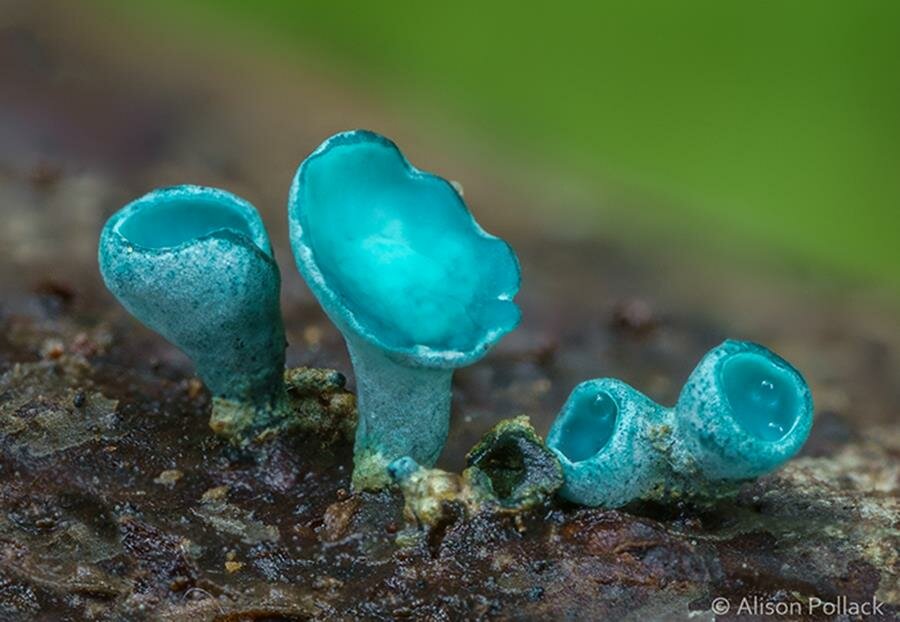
top-left (389, 416), bottom-right (562, 526)
top-left (210, 366), bottom-right (357, 445)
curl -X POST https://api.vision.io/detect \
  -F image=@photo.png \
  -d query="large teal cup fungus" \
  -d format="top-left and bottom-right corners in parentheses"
top-left (547, 340), bottom-right (813, 507)
top-left (288, 130), bottom-right (521, 490)
top-left (98, 185), bottom-right (287, 439)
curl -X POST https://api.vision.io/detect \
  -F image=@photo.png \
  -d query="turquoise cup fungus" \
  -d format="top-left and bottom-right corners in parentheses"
top-left (676, 340), bottom-right (815, 481)
top-left (98, 185), bottom-right (287, 438)
top-left (547, 340), bottom-right (813, 507)
top-left (547, 379), bottom-right (666, 508)
top-left (288, 130), bottom-right (521, 489)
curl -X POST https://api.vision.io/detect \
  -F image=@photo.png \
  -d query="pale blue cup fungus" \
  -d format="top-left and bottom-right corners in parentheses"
top-left (547, 379), bottom-right (668, 508)
top-left (288, 130), bottom-right (521, 489)
top-left (548, 340), bottom-right (813, 507)
top-left (675, 339), bottom-right (815, 481)
top-left (98, 185), bottom-right (287, 439)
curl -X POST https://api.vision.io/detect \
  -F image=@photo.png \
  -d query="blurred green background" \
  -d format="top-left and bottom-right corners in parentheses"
top-left (108, 1), bottom-right (900, 290)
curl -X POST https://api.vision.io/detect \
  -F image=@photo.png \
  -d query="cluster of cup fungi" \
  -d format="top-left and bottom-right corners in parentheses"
top-left (99, 130), bottom-right (813, 521)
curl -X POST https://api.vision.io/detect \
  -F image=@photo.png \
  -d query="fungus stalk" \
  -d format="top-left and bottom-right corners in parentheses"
top-left (347, 337), bottom-right (452, 482)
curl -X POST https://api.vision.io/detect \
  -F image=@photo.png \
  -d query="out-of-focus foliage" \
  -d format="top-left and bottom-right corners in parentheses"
top-left (108, 1), bottom-right (900, 289)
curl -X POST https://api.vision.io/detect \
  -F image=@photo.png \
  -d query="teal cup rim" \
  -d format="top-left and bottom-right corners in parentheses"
top-left (103, 185), bottom-right (273, 259)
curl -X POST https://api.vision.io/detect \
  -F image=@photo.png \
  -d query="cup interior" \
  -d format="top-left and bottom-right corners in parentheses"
top-left (719, 351), bottom-right (801, 442)
top-left (118, 197), bottom-right (255, 250)
top-left (297, 136), bottom-right (519, 354)
top-left (554, 389), bottom-right (619, 463)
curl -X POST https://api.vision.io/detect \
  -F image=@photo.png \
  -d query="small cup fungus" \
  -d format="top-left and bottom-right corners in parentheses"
top-left (98, 185), bottom-right (287, 437)
top-left (547, 340), bottom-right (813, 507)
top-left (676, 340), bottom-right (814, 481)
